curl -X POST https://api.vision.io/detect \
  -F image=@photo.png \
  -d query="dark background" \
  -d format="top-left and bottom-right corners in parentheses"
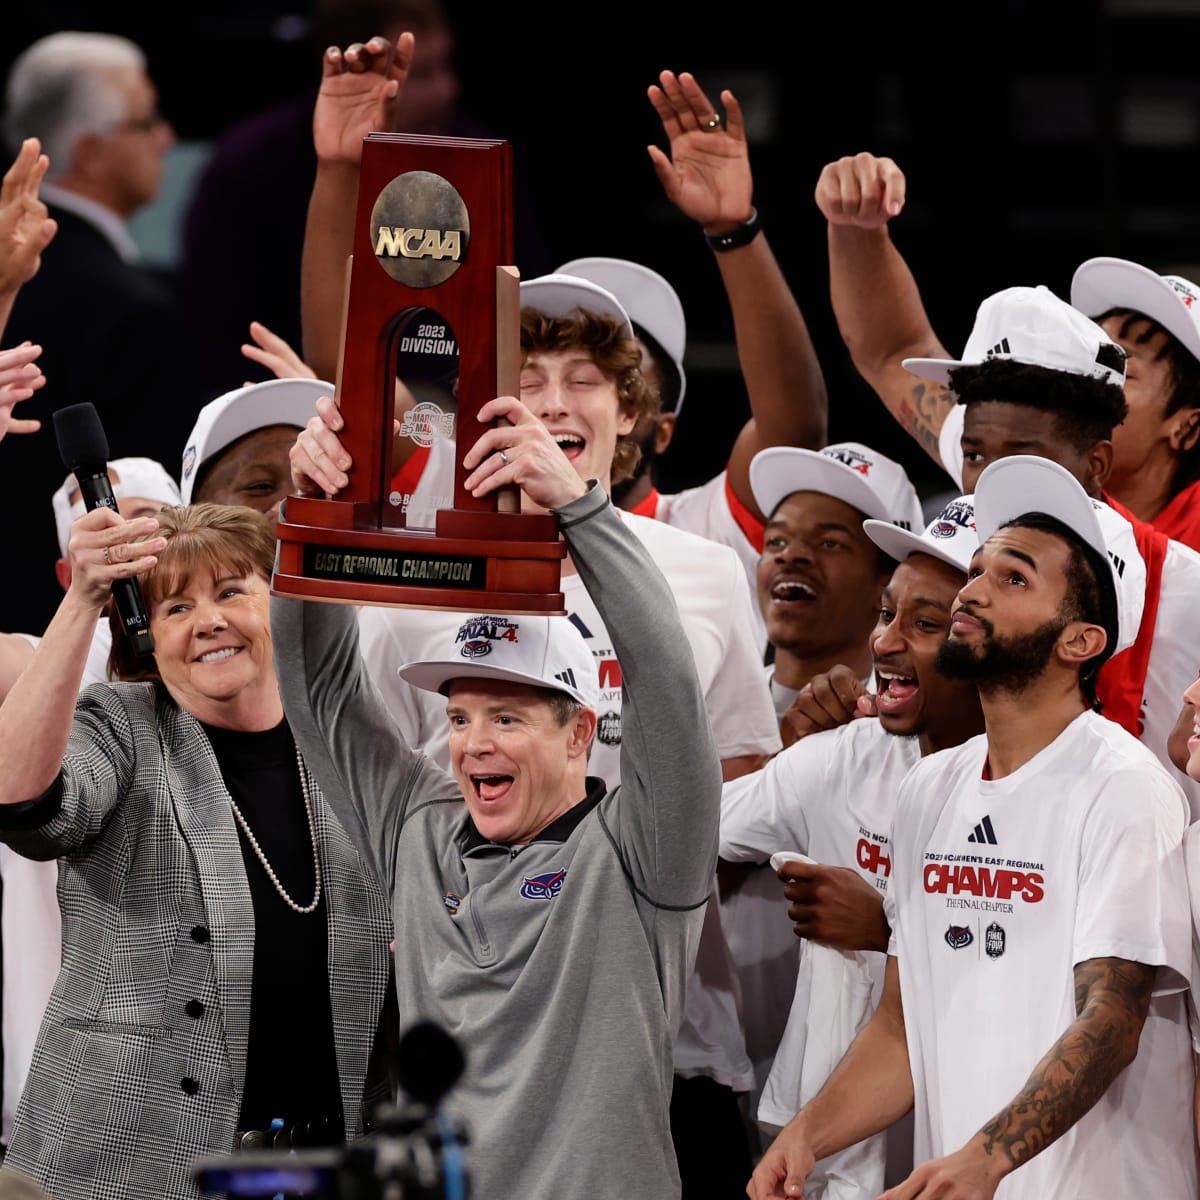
top-left (5, 0), bottom-right (1199, 504)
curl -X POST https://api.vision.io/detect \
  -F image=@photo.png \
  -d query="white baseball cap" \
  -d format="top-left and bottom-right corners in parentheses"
top-left (398, 612), bottom-right (600, 709)
top-left (903, 285), bottom-right (1127, 390)
top-left (972, 455), bottom-right (1145, 656)
top-left (863, 494), bottom-right (978, 574)
top-left (180, 378), bottom-right (334, 504)
top-left (556, 257), bottom-right (687, 414)
top-left (750, 442), bottom-right (924, 533)
top-left (519, 273), bottom-right (635, 341)
top-left (1070, 256), bottom-right (1200, 364)
top-left (51, 457), bottom-right (181, 558)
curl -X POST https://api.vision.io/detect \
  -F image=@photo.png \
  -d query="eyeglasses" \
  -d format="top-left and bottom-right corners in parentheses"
top-left (113, 111), bottom-right (165, 136)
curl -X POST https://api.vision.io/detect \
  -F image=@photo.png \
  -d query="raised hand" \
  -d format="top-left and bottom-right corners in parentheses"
top-left (0, 137), bottom-right (57, 302)
top-left (462, 396), bottom-right (588, 512)
top-left (0, 341), bottom-right (45, 440)
top-left (65, 507), bottom-right (166, 612)
top-left (313, 33), bottom-right (416, 165)
top-left (647, 70), bottom-right (753, 231)
top-left (814, 152), bottom-right (907, 229)
top-left (241, 320), bottom-right (317, 384)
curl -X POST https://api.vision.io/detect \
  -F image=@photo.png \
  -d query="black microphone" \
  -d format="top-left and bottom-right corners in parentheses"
top-left (53, 403), bottom-right (155, 657)
top-left (394, 1020), bottom-right (466, 1108)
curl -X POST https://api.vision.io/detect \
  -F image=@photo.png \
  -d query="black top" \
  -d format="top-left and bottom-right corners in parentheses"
top-left (201, 718), bottom-right (342, 1131)
top-left (0, 206), bottom-right (207, 635)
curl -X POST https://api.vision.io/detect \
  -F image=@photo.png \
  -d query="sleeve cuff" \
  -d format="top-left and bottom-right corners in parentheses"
top-left (0, 775), bottom-right (65, 831)
top-left (553, 479), bottom-right (609, 527)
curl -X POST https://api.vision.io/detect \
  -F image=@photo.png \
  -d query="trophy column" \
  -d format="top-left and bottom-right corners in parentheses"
top-left (272, 132), bottom-right (566, 615)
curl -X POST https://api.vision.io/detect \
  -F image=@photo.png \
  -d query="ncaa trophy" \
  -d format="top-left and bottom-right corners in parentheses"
top-left (272, 132), bottom-right (566, 614)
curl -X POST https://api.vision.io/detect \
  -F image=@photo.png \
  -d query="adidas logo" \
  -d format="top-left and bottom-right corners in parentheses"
top-left (554, 667), bottom-right (577, 689)
top-left (985, 338), bottom-right (1011, 359)
top-left (967, 815), bottom-right (998, 845)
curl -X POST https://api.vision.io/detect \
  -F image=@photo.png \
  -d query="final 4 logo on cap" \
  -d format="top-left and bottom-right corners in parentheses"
top-left (1071, 257), bottom-right (1200, 365)
top-left (750, 442), bottom-right (924, 533)
top-left (398, 613), bottom-right (600, 709)
top-left (863, 495), bottom-right (979, 574)
top-left (903, 285), bottom-right (1127, 389)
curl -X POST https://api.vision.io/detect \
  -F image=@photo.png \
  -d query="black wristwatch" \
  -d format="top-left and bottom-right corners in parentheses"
top-left (704, 208), bottom-right (762, 252)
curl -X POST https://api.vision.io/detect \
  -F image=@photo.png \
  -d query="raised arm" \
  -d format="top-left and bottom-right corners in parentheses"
top-left (464, 397), bottom-right (722, 903)
top-left (886, 956), bottom-right (1155, 1199)
top-left (301, 33), bottom-right (414, 381)
top-left (648, 71), bottom-right (828, 522)
top-left (0, 507), bottom-right (164, 805)
top-left (748, 954), bottom-right (913, 1199)
top-left (0, 136), bottom-right (57, 336)
top-left (816, 152), bottom-right (954, 468)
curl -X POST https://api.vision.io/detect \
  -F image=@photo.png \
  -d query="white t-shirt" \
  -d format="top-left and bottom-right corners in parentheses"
top-left (1, 619), bottom-right (111, 1139)
top-left (356, 510), bottom-right (779, 1094)
top-left (720, 718), bottom-right (919, 1191)
top-left (406, 439), bottom-right (768, 647)
top-left (938, 402), bottom-right (1200, 817)
top-left (652, 472), bottom-right (766, 651)
top-left (885, 710), bottom-right (1196, 1199)
top-left (357, 508), bottom-right (780, 779)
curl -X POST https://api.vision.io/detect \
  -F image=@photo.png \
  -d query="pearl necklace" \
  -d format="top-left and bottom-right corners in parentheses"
top-left (228, 747), bottom-right (322, 915)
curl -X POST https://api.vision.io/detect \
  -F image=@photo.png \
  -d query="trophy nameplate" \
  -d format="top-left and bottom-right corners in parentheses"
top-left (272, 133), bottom-right (566, 615)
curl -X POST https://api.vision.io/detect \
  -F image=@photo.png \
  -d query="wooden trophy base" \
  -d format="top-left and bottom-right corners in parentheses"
top-left (272, 494), bottom-right (567, 615)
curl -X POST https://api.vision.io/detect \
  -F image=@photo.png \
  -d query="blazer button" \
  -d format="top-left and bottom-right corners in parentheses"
top-left (190, 926), bottom-right (211, 944)
top-left (181, 1077), bottom-right (200, 1095)
top-left (185, 999), bottom-right (205, 1019)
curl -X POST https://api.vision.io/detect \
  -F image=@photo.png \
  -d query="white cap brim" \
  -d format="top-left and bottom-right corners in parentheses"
top-left (751, 446), bottom-right (899, 524)
top-left (556, 256), bottom-right (687, 413)
top-left (902, 356), bottom-right (965, 385)
top-left (398, 659), bottom-right (596, 710)
top-left (972, 455), bottom-right (1144, 656)
top-left (519, 273), bottom-right (635, 340)
top-left (1070, 256), bottom-right (1200, 364)
top-left (181, 378), bottom-right (333, 503)
top-left (862, 519), bottom-right (968, 574)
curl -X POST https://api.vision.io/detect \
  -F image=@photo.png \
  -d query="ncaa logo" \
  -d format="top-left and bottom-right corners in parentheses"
top-left (443, 892), bottom-right (462, 915)
top-left (370, 169), bottom-right (470, 289)
top-left (944, 924), bottom-right (973, 950)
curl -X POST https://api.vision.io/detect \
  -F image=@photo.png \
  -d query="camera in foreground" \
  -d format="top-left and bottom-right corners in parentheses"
top-left (191, 1020), bottom-right (468, 1199)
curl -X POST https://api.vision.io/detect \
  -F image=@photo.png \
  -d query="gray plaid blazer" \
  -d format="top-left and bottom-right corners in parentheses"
top-left (0, 681), bottom-right (393, 1200)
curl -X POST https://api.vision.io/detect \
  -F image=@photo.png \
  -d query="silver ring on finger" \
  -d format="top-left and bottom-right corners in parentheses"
top-left (498, 449), bottom-right (509, 466)
top-left (103, 546), bottom-right (111, 564)
top-left (703, 115), bottom-right (721, 131)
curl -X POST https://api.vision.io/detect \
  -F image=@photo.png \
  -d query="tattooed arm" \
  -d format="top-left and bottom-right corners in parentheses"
top-left (882, 956), bottom-right (1155, 1200)
top-left (814, 152), bottom-right (955, 469)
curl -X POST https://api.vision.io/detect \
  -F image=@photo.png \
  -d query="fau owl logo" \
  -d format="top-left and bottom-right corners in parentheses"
top-left (944, 924), bottom-right (974, 950)
top-left (520, 868), bottom-right (567, 901)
